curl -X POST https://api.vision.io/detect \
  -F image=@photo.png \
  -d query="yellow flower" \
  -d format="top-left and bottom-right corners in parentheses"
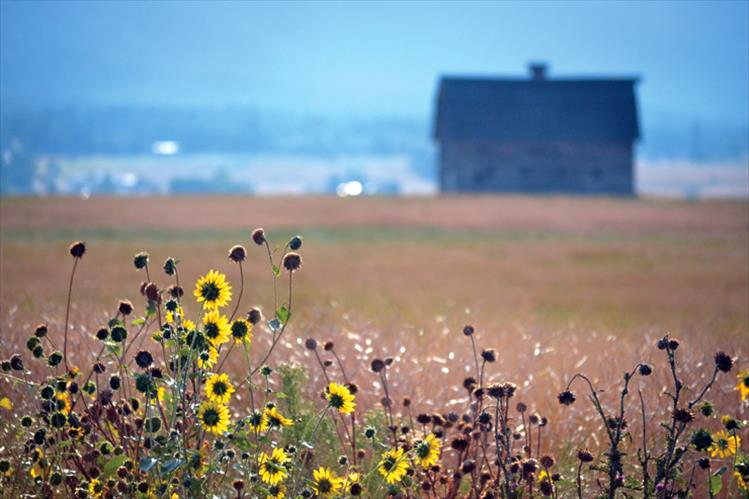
top-left (266, 483), bottom-right (286, 499)
top-left (231, 318), bottom-right (253, 344)
top-left (198, 347), bottom-right (219, 369)
top-left (165, 306), bottom-right (184, 324)
top-left (0, 397), bottom-right (12, 410)
top-left (157, 387), bottom-right (167, 403)
top-left (708, 430), bottom-right (740, 458)
top-left (194, 270), bottom-right (232, 310)
top-left (259, 447), bottom-right (290, 485)
top-left (57, 392), bottom-right (72, 414)
top-left (414, 433), bottom-right (441, 468)
top-left (88, 478), bottom-right (104, 498)
top-left (205, 373), bottom-right (235, 404)
top-left (538, 469), bottom-right (551, 483)
top-left (343, 472), bottom-right (360, 493)
top-left (183, 319), bottom-right (196, 331)
top-left (378, 447), bottom-right (409, 484)
top-left (311, 466), bottom-right (343, 497)
top-left (197, 400), bottom-right (230, 435)
top-left (202, 310), bottom-right (230, 346)
top-left (736, 471), bottom-right (748, 491)
top-left (326, 382), bottom-right (356, 415)
top-left (737, 370), bottom-right (749, 401)
top-left (247, 409), bottom-right (269, 433)
top-left (265, 406), bottom-right (294, 428)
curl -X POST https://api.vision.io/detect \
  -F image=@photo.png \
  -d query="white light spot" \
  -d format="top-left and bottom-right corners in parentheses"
top-left (152, 140), bottom-right (180, 155)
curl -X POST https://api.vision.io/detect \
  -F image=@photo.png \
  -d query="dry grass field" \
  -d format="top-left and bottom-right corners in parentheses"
top-left (1, 195), bottom-right (747, 476)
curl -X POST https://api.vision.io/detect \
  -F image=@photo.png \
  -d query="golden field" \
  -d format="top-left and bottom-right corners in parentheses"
top-left (1, 195), bottom-right (747, 457)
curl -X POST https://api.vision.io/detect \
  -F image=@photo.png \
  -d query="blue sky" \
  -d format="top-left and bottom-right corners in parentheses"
top-left (1, 0), bottom-right (748, 127)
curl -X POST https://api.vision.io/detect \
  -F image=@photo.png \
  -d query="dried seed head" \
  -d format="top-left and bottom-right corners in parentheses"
top-left (371, 358), bottom-right (385, 373)
top-left (135, 351), bottom-right (154, 369)
top-left (577, 449), bottom-right (594, 462)
top-left (69, 241), bottom-right (86, 258)
top-left (144, 283), bottom-right (160, 303)
top-left (481, 349), bottom-right (497, 363)
top-left (304, 338), bottom-right (317, 350)
top-left (118, 300), bottom-right (134, 316)
top-left (402, 396), bottom-right (411, 407)
top-left (516, 402), bottom-right (527, 413)
top-left (714, 352), bottom-right (733, 373)
top-left (673, 408), bottom-right (694, 424)
top-left (247, 307), bottom-right (262, 325)
top-left (289, 235), bottom-right (303, 251)
top-left (323, 341), bottom-right (334, 351)
top-left (502, 382), bottom-right (517, 398)
top-left (462, 325), bottom-right (475, 336)
top-left (558, 391), bottom-right (576, 406)
top-left (251, 228), bottom-right (266, 245)
top-left (133, 252), bottom-right (149, 270)
top-left (167, 284), bottom-right (184, 298)
top-left (228, 245), bottom-right (247, 263)
top-left (529, 413), bottom-right (540, 425)
top-left (487, 383), bottom-right (504, 399)
top-left (34, 324), bottom-right (48, 338)
top-left (540, 455), bottom-right (555, 468)
top-left (638, 363), bottom-right (653, 376)
top-left (282, 252), bottom-right (302, 272)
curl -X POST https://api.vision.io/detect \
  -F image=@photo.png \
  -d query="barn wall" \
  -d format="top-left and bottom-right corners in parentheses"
top-left (439, 141), bottom-right (633, 195)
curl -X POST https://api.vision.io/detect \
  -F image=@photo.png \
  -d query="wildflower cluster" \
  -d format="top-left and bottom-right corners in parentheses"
top-left (0, 233), bottom-right (745, 498)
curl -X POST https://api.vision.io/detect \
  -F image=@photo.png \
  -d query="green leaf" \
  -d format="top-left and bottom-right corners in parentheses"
top-left (709, 475), bottom-right (723, 495)
top-left (272, 264), bottom-right (281, 277)
top-left (102, 455), bottom-right (128, 477)
top-left (139, 457), bottom-right (157, 473)
top-left (108, 318), bottom-right (123, 328)
top-left (275, 392), bottom-right (288, 399)
top-left (159, 458), bottom-right (183, 476)
top-left (275, 306), bottom-right (291, 325)
top-left (146, 303), bottom-right (156, 317)
top-left (132, 317), bottom-right (145, 326)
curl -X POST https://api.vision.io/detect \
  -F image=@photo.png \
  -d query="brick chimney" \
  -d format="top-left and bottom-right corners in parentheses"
top-left (529, 62), bottom-right (548, 80)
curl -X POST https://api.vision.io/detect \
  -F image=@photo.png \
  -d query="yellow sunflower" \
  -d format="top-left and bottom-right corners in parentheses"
top-left (264, 406), bottom-right (294, 428)
top-left (165, 306), bottom-right (184, 324)
top-left (183, 319), bottom-right (196, 332)
top-left (414, 433), bottom-right (441, 468)
top-left (197, 346), bottom-right (218, 369)
top-left (343, 472), bottom-right (360, 493)
top-left (231, 318), bottom-right (253, 344)
top-left (266, 483), bottom-right (286, 499)
top-left (202, 310), bottom-right (230, 346)
top-left (197, 400), bottom-right (230, 435)
top-left (311, 466), bottom-right (343, 497)
top-left (378, 447), bottom-right (409, 484)
top-left (247, 409), bottom-right (269, 433)
top-left (259, 447), bottom-right (290, 485)
top-left (194, 270), bottom-right (232, 310)
top-left (326, 382), bottom-right (356, 415)
top-left (88, 478), bottom-right (104, 498)
top-left (737, 370), bottom-right (749, 401)
top-left (205, 373), bottom-right (235, 404)
top-left (56, 392), bottom-right (72, 414)
top-left (709, 430), bottom-right (741, 458)
top-left (736, 470), bottom-right (748, 491)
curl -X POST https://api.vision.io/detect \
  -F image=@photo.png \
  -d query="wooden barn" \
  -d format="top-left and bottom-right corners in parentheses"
top-left (433, 64), bottom-right (640, 195)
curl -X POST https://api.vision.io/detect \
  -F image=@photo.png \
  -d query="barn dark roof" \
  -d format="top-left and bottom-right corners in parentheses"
top-left (433, 73), bottom-right (639, 144)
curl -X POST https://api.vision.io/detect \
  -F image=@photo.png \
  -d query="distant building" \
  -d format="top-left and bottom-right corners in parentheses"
top-left (433, 63), bottom-right (640, 195)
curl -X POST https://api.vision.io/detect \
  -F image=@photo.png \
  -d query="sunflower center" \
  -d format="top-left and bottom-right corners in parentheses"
top-left (232, 322), bottom-right (247, 338)
top-left (212, 381), bottom-right (227, 395)
top-left (201, 282), bottom-right (220, 301)
top-left (743, 376), bottom-right (749, 387)
top-left (329, 394), bottom-right (344, 408)
top-left (318, 479), bottom-right (332, 493)
top-left (269, 416), bottom-right (280, 426)
top-left (382, 457), bottom-right (395, 471)
top-left (416, 442), bottom-right (430, 458)
top-left (249, 412), bottom-right (263, 425)
top-left (204, 323), bottom-right (219, 338)
top-left (203, 408), bottom-right (220, 426)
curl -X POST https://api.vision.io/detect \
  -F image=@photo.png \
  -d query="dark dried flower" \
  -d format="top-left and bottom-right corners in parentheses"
top-left (34, 324), bottom-right (48, 338)
top-left (461, 459), bottom-right (476, 474)
top-left (558, 391), bottom-right (576, 406)
top-left (371, 358), bottom-right (385, 373)
top-left (247, 307), bottom-right (262, 325)
top-left (163, 257), bottom-right (177, 275)
top-left (251, 228), bottom-right (266, 245)
top-left (673, 408), bottom-right (694, 424)
top-left (289, 235), bottom-right (303, 250)
top-left (502, 382), bottom-right (517, 398)
top-left (167, 285), bottom-right (184, 298)
top-left (577, 449), bottom-right (594, 462)
top-left (463, 376), bottom-right (477, 391)
top-left (451, 436), bottom-right (469, 452)
top-left (135, 351), bottom-right (153, 369)
top-left (133, 252), bottom-right (149, 270)
top-left (699, 401), bottom-right (714, 417)
top-left (417, 413), bottom-right (431, 425)
top-left (402, 396), bottom-right (411, 407)
top-left (282, 252), bottom-right (302, 272)
top-left (714, 352), bottom-right (733, 373)
top-left (144, 282), bottom-right (160, 303)
top-left (539, 479), bottom-right (554, 496)
top-left (638, 363), bottom-right (653, 376)
top-left (487, 383), bottom-right (505, 399)
top-left (304, 338), bottom-right (317, 350)
top-left (698, 457), bottom-right (710, 470)
top-left (323, 341), bottom-right (334, 351)
top-left (516, 402), bottom-right (527, 413)
top-left (228, 245), bottom-right (247, 263)
top-left (691, 429), bottom-right (713, 451)
top-left (529, 413), bottom-right (541, 425)
top-left (668, 339), bottom-right (680, 350)
top-left (118, 300), bottom-right (134, 316)
top-left (540, 455), bottom-right (555, 468)
top-left (69, 241), bottom-right (86, 258)
top-left (463, 325), bottom-right (475, 336)
top-left (345, 383), bottom-right (358, 395)
top-left (9, 354), bottom-right (23, 371)
top-left (481, 348), bottom-right (497, 363)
